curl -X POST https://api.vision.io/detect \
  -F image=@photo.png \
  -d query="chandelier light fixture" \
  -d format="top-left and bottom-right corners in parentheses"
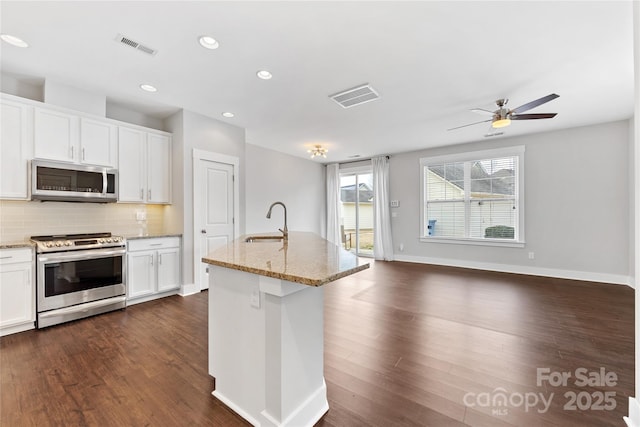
top-left (307, 145), bottom-right (328, 159)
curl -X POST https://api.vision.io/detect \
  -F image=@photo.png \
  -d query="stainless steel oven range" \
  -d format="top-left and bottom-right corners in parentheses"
top-left (31, 232), bottom-right (126, 328)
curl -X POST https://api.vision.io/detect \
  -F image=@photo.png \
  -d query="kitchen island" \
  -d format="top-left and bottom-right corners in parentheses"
top-left (202, 231), bottom-right (369, 427)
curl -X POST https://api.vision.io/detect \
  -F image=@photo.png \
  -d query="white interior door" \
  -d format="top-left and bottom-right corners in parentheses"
top-left (194, 151), bottom-right (238, 291)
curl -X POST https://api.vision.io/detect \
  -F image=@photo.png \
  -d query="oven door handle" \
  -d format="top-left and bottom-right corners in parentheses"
top-left (38, 247), bottom-right (126, 263)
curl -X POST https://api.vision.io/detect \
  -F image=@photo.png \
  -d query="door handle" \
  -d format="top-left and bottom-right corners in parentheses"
top-left (140, 189), bottom-right (144, 200)
top-left (201, 229), bottom-right (207, 234)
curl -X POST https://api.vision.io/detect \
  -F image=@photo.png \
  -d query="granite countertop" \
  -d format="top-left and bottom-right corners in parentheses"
top-left (0, 241), bottom-right (34, 250)
top-left (125, 233), bottom-right (182, 240)
top-left (202, 231), bottom-right (370, 287)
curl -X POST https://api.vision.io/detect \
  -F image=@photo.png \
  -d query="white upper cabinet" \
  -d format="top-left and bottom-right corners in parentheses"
top-left (34, 106), bottom-right (117, 167)
top-left (0, 98), bottom-right (33, 199)
top-left (79, 118), bottom-right (117, 166)
top-left (34, 107), bottom-right (78, 162)
top-left (118, 126), bottom-right (171, 204)
top-left (147, 133), bottom-right (171, 204)
top-left (118, 127), bottom-right (146, 203)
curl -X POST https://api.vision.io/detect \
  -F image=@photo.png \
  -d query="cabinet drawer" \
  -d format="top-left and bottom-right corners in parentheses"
top-left (0, 248), bottom-right (33, 265)
top-left (127, 237), bottom-right (180, 252)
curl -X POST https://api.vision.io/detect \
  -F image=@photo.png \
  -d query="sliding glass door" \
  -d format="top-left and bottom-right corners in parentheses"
top-left (339, 170), bottom-right (374, 257)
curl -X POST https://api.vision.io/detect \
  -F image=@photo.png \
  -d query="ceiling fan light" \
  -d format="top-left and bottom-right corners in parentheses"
top-left (492, 118), bottom-right (511, 129)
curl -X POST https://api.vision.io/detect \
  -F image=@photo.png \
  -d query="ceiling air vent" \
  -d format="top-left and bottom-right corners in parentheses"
top-left (330, 84), bottom-right (380, 108)
top-left (115, 34), bottom-right (157, 56)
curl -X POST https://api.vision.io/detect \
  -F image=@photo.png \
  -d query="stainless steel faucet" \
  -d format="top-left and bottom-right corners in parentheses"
top-left (266, 201), bottom-right (288, 241)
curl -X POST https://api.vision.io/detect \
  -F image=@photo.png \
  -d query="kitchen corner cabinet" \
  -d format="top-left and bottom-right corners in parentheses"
top-left (127, 237), bottom-right (181, 305)
top-left (0, 248), bottom-right (35, 336)
top-left (118, 127), bottom-right (171, 204)
top-left (0, 98), bottom-right (33, 199)
top-left (34, 107), bottom-right (117, 167)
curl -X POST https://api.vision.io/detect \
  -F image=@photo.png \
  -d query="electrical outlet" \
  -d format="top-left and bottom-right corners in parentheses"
top-left (390, 200), bottom-right (400, 208)
top-left (399, 243), bottom-right (404, 252)
top-left (250, 288), bottom-right (260, 308)
top-left (528, 252), bottom-right (535, 260)
top-left (136, 210), bottom-right (147, 221)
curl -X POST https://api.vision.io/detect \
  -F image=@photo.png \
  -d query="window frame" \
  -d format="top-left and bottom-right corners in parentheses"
top-left (419, 145), bottom-right (525, 248)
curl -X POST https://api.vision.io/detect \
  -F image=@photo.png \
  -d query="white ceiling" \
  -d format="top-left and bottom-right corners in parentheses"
top-left (0, 1), bottom-right (634, 163)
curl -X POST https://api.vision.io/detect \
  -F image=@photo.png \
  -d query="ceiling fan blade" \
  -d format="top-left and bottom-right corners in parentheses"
top-left (511, 93), bottom-right (559, 114)
top-left (470, 108), bottom-right (495, 116)
top-left (447, 119), bottom-right (492, 131)
top-left (511, 113), bottom-right (557, 120)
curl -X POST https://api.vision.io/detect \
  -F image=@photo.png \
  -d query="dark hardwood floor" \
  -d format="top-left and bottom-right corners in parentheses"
top-left (1, 261), bottom-right (634, 426)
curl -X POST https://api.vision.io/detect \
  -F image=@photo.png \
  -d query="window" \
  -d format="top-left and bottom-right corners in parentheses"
top-left (420, 146), bottom-right (525, 246)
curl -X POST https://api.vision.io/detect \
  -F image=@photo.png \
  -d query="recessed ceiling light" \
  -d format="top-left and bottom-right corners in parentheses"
top-left (256, 70), bottom-right (273, 80)
top-left (221, 112), bottom-right (234, 118)
top-left (198, 35), bottom-right (219, 50)
top-left (1, 34), bottom-right (29, 48)
top-left (139, 84), bottom-right (157, 93)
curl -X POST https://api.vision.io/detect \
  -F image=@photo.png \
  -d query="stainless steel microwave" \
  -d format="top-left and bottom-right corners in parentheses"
top-left (31, 159), bottom-right (118, 202)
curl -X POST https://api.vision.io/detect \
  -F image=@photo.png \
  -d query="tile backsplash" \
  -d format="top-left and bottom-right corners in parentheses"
top-left (0, 200), bottom-right (166, 243)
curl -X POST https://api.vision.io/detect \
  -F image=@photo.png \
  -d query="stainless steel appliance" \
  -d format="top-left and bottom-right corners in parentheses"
top-left (31, 232), bottom-right (126, 328)
top-left (31, 159), bottom-right (118, 202)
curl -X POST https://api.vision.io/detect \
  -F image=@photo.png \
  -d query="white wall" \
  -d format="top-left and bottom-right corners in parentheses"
top-left (633, 0), bottom-right (640, 403)
top-left (391, 120), bottom-right (631, 285)
top-left (0, 72), bottom-right (43, 102)
top-left (164, 109), bottom-right (246, 288)
top-left (43, 80), bottom-right (106, 116)
top-left (106, 102), bottom-right (166, 130)
top-left (245, 144), bottom-right (325, 235)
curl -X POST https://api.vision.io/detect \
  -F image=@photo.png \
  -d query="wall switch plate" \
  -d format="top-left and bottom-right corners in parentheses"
top-left (250, 289), bottom-right (260, 308)
top-left (528, 252), bottom-right (535, 260)
top-left (390, 200), bottom-right (399, 208)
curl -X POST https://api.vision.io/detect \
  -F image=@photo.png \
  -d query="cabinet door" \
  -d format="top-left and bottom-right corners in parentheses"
top-left (118, 127), bottom-right (146, 202)
top-left (34, 107), bottom-right (79, 162)
top-left (147, 133), bottom-right (171, 204)
top-left (127, 251), bottom-right (156, 299)
top-left (80, 118), bottom-right (117, 167)
top-left (157, 248), bottom-right (180, 292)
top-left (0, 99), bottom-right (33, 199)
top-left (0, 263), bottom-right (34, 329)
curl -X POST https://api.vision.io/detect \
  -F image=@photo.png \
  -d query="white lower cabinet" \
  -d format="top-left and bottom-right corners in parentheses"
top-left (0, 248), bottom-right (35, 336)
top-left (127, 237), bottom-right (181, 305)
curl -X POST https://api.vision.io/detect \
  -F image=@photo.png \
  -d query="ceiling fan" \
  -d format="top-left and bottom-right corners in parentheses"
top-left (448, 93), bottom-right (559, 131)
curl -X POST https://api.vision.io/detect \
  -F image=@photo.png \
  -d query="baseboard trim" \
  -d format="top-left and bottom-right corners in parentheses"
top-left (180, 283), bottom-right (200, 296)
top-left (393, 254), bottom-right (633, 287)
top-left (624, 397), bottom-right (640, 427)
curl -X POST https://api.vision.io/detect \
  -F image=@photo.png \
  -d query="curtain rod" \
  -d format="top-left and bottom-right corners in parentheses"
top-left (333, 155), bottom-right (390, 166)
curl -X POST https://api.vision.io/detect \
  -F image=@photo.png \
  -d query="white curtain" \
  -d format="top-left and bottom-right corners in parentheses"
top-left (326, 163), bottom-right (341, 245)
top-left (372, 156), bottom-right (394, 261)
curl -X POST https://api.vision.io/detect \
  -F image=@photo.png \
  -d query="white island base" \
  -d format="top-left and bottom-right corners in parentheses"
top-left (208, 265), bottom-right (329, 426)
